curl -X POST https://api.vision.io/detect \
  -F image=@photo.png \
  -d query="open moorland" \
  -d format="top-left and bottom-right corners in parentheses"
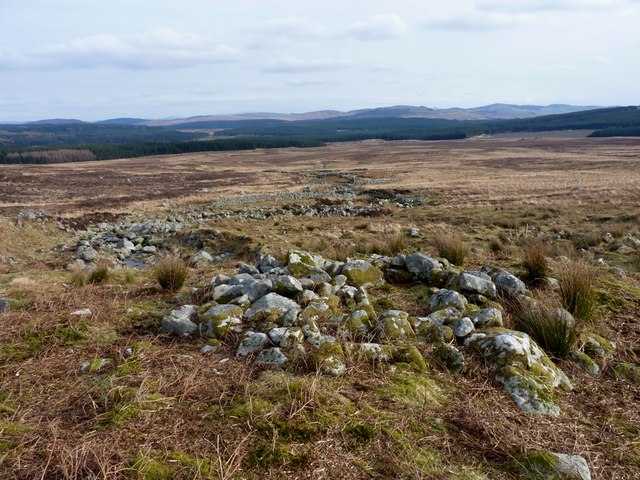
top-left (1, 137), bottom-right (640, 479)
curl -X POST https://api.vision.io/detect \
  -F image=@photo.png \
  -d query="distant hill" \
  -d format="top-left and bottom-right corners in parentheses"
top-left (96, 118), bottom-right (150, 126)
top-left (29, 119), bottom-right (86, 125)
top-left (138, 104), bottom-right (601, 127)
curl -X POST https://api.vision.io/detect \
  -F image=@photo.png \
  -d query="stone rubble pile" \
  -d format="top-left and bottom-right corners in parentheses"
top-left (159, 248), bottom-right (606, 417)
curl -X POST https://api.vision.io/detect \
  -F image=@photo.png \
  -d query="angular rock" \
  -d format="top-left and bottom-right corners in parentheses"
top-left (256, 254), bottom-right (280, 273)
top-left (244, 293), bottom-right (301, 324)
top-left (491, 269), bottom-right (527, 296)
top-left (516, 452), bottom-right (591, 480)
top-left (213, 284), bottom-right (244, 304)
top-left (451, 317), bottom-right (475, 338)
top-left (468, 308), bottom-right (503, 328)
top-left (0, 297), bottom-right (7, 313)
top-left (254, 347), bottom-right (289, 367)
top-left (434, 344), bottom-right (466, 373)
top-left (459, 271), bottom-right (496, 298)
top-left (342, 260), bottom-right (384, 287)
top-left (275, 275), bottom-right (304, 296)
top-left (162, 305), bottom-right (198, 336)
top-left (405, 253), bottom-right (443, 281)
top-left (243, 279), bottom-right (272, 302)
top-left (429, 289), bottom-right (468, 312)
top-left (415, 307), bottom-right (463, 330)
top-left (466, 328), bottom-right (572, 415)
top-left (236, 331), bottom-right (270, 357)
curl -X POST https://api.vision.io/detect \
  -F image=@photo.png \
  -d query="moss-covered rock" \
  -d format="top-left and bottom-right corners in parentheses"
top-left (609, 362), bottom-right (640, 384)
top-left (465, 328), bottom-right (572, 415)
top-left (342, 260), bottom-right (384, 287)
top-left (200, 304), bottom-right (243, 338)
top-left (433, 343), bottom-right (466, 373)
top-left (513, 451), bottom-right (592, 480)
top-left (313, 342), bottom-right (346, 376)
top-left (421, 325), bottom-right (455, 344)
top-left (428, 289), bottom-right (468, 312)
top-left (377, 310), bottom-right (415, 341)
top-left (580, 332), bottom-right (616, 361)
top-left (344, 309), bottom-right (373, 337)
top-left (571, 351), bottom-right (600, 375)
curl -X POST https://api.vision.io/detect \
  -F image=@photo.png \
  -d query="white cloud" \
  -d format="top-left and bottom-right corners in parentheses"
top-left (263, 56), bottom-right (352, 73)
top-left (261, 17), bottom-right (332, 39)
top-left (424, 11), bottom-right (519, 31)
top-left (476, 0), bottom-right (624, 13)
top-left (286, 78), bottom-right (333, 87)
top-left (0, 29), bottom-right (241, 70)
top-left (346, 14), bottom-right (409, 40)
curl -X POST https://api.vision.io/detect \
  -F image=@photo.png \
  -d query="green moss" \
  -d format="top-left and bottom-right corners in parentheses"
top-left (313, 342), bottom-right (346, 376)
top-left (244, 442), bottom-right (308, 469)
top-left (344, 422), bottom-right (375, 445)
top-left (255, 418), bottom-right (321, 442)
top-left (130, 452), bottom-right (174, 480)
top-left (226, 397), bottom-right (275, 419)
top-left (167, 451), bottom-right (214, 477)
top-left (343, 263), bottom-right (384, 287)
top-left (609, 362), bottom-right (640, 384)
top-left (379, 373), bottom-right (444, 409)
top-left (391, 346), bottom-right (428, 373)
top-left (98, 402), bottom-right (141, 428)
top-left (511, 451), bottom-right (571, 480)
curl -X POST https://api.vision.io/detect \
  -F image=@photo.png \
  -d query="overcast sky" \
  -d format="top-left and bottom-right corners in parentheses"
top-left (1, 0), bottom-right (639, 121)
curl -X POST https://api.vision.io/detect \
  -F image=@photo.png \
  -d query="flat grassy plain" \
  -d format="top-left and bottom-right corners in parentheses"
top-left (1, 137), bottom-right (639, 479)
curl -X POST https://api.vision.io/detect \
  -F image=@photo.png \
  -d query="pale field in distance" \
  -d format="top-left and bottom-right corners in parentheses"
top-left (1, 136), bottom-right (640, 217)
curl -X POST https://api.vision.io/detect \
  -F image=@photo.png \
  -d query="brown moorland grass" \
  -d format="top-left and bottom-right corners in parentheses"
top-left (1, 137), bottom-right (640, 478)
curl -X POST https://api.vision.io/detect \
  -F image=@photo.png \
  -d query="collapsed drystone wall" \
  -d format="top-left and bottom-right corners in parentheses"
top-left (159, 248), bottom-right (613, 419)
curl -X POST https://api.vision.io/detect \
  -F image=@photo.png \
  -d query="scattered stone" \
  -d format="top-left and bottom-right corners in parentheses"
top-left (434, 343), bottom-right (466, 373)
top-left (466, 328), bottom-right (572, 416)
top-left (0, 297), bottom-right (8, 313)
top-left (429, 289), bottom-right (468, 312)
top-left (345, 309), bottom-right (372, 337)
top-left (468, 308), bottom-right (503, 328)
top-left (516, 451), bottom-right (591, 480)
top-left (571, 352), bottom-right (600, 375)
top-left (342, 260), bottom-right (384, 287)
top-left (162, 305), bottom-right (198, 336)
top-left (459, 271), bottom-right (496, 298)
top-left (609, 362), bottom-right (640, 384)
top-left (254, 347), bottom-right (289, 366)
top-left (236, 332), bottom-right (270, 357)
top-left (200, 345), bottom-right (218, 354)
top-left (451, 317), bottom-right (475, 338)
top-left (80, 358), bottom-right (111, 373)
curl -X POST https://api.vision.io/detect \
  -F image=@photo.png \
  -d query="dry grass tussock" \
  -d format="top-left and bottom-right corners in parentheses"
top-left (433, 231), bottom-right (469, 266)
top-left (556, 261), bottom-right (597, 321)
top-left (153, 255), bottom-right (188, 292)
top-left (521, 237), bottom-right (549, 286)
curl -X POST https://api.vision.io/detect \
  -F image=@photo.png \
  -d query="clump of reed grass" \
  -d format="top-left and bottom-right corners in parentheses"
top-left (154, 256), bottom-right (188, 292)
top-left (521, 238), bottom-right (549, 286)
top-left (433, 232), bottom-right (469, 266)
top-left (556, 261), bottom-right (597, 321)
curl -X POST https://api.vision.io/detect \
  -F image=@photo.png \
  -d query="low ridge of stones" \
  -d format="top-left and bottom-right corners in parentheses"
top-left (158, 247), bottom-right (618, 431)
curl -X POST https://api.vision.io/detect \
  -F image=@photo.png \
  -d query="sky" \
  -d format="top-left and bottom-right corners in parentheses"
top-left (0, 0), bottom-right (639, 121)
